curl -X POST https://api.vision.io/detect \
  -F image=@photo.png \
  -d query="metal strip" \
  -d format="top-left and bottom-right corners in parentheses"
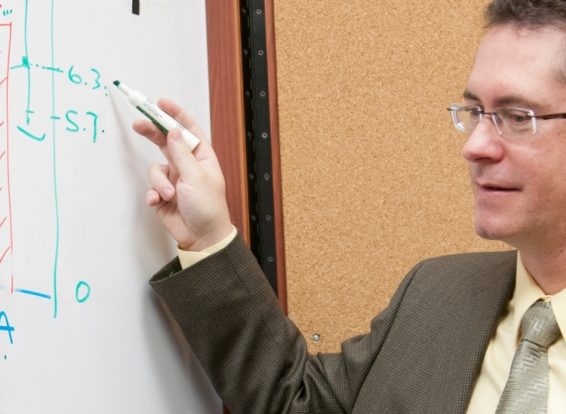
top-left (241, 0), bottom-right (278, 293)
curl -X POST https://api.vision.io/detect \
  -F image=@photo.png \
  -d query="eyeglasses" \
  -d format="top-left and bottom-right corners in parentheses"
top-left (447, 104), bottom-right (566, 138)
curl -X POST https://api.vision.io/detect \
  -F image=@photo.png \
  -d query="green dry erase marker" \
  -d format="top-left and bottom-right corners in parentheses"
top-left (114, 80), bottom-right (200, 150)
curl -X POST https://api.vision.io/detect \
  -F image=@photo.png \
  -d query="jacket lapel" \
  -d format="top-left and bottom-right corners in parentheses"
top-left (428, 253), bottom-right (516, 413)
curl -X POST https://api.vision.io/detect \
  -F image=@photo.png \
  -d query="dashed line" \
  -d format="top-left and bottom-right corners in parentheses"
top-left (40, 65), bottom-right (63, 73)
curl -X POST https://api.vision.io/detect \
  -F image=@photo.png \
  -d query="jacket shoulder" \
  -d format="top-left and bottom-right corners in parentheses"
top-left (420, 250), bottom-right (517, 271)
top-left (408, 250), bottom-right (517, 297)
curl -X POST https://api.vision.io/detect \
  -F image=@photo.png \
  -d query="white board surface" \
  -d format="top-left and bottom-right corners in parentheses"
top-left (0, 1), bottom-right (221, 413)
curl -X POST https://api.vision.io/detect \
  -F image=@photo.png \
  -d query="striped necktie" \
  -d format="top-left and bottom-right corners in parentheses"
top-left (495, 300), bottom-right (561, 414)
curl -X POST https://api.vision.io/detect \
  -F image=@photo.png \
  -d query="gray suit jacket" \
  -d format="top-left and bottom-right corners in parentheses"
top-left (150, 234), bottom-right (517, 413)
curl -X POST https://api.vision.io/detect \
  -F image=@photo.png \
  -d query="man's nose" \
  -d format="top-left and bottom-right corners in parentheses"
top-left (462, 116), bottom-right (505, 163)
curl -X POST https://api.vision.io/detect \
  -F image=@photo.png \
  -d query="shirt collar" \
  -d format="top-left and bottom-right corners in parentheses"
top-left (515, 252), bottom-right (566, 340)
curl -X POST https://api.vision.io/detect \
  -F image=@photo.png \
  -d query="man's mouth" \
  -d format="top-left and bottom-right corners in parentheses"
top-left (476, 182), bottom-right (520, 193)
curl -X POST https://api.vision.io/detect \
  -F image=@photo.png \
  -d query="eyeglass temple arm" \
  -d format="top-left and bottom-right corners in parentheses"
top-left (535, 113), bottom-right (566, 120)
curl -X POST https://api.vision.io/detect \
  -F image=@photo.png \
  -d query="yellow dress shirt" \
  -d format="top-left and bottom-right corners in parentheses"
top-left (177, 225), bottom-right (238, 268)
top-left (467, 253), bottom-right (566, 413)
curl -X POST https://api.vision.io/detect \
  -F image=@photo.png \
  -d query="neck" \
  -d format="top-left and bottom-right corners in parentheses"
top-left (519, 246), bottom-right (566, 295)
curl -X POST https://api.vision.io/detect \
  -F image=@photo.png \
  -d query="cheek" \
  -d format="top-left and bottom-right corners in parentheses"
top-left (530, 151), bottom-right (566, 209)
top-left (545, 175), bottom-right (566, 205)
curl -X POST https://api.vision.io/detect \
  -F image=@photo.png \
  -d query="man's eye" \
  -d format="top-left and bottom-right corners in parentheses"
top-left (500, 110), bottom-right (530, 124)
top-left (510, 114), bottom-right (528, 123)
top-left (469, 109), bottom-right (482, 118)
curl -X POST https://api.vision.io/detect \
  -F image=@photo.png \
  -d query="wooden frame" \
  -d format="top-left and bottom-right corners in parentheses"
top-left (206, 0), bottom-right (249, 241)
top-left (263, 0), bottom-right (287, 313)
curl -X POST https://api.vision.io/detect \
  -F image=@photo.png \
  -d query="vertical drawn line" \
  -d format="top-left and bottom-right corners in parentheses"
top-left (23, 0), bottom-right (31, 124)
top-left (50, 0), bottom-right (60, 318)
top-left (2, 23), bottom-right (15, 293)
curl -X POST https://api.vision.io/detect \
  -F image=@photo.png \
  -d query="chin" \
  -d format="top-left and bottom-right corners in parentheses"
top-left (475, 227), bottom-right (500, 241)
top-left (473, 218), bottom-right (514, 243)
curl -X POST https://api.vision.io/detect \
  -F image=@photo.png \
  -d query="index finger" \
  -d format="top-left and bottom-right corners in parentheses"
top-left (133, 119), bottom-right (168, 148)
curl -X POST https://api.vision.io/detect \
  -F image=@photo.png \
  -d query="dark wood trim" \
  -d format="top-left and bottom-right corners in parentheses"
top-left (206, 0), bottom-right (250, 244)
top-left (205, 4), bottom-right (248, 414)
top-left (263, 0), bottom-right (287, 314)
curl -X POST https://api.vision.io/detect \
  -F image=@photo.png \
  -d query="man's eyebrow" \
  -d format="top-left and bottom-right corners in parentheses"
top-left (462, 90), bottom-right (479, 102)
top-left (462, 90), bottom-right (544, 110)
top-left (494, 95), bottom-right (543, 109)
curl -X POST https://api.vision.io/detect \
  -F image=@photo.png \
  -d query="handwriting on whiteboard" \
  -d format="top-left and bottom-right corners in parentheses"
top-left (0, 0), bottom-right (112, 360)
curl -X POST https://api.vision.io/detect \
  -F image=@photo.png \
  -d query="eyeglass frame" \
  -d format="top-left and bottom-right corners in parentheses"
top-left (447, 103), bottom-right (566, 137)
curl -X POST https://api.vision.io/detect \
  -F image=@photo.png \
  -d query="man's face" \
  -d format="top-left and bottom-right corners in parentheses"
top-left (463, 25), bottom-right (566, 251)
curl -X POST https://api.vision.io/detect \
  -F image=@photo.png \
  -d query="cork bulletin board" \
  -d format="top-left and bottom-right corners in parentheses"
top-left (271, 0), bottom-right (507, 352)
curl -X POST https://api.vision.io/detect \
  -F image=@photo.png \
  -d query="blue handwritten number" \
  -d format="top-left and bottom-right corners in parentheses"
top-left (67, 65), bottom-right (82, 84)
top-left (65, 110), bottom-right (80, 132)
top-left (75, 281), bottom-right (91, 303)
top-left (90, 68), bottom-right (101, 90)
top-left (86, 111), bottom-right (98, 143)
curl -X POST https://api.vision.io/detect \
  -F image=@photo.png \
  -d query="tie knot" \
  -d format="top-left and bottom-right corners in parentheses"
top-left (520, 301), bottom-right (561, 348)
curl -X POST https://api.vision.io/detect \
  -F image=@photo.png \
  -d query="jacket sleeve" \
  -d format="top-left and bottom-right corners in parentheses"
top-left (150, 233), bottom-right (421, 414)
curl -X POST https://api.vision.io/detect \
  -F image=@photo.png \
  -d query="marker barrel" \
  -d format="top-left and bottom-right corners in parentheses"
top-left (114, 81), bottom-right (200, 150)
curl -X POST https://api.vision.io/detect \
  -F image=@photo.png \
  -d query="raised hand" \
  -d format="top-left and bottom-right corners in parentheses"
top-left (133, 99), bottom-right (233, 251)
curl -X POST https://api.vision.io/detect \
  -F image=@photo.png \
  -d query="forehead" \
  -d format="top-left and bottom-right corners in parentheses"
top-left (465, 25), bottom-right (566, 109)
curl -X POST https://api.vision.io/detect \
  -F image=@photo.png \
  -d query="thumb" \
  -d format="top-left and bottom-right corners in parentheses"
top-left (167, 128), bottom-right (199, 181)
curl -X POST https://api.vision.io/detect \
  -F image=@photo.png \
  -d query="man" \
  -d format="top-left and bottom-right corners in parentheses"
top-left (134, 0), bottom-right (566, 412)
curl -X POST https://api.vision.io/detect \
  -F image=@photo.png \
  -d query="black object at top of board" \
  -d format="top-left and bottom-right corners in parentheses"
top-left (132, 0), bottom-right (140, 15)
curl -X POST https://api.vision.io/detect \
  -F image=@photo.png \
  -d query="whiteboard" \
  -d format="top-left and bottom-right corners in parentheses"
top-left (0, 1), bottom-right (222, 413)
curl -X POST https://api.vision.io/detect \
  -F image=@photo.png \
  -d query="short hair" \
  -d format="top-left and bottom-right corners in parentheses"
top-left (486, 0), bottom-right (566, 30)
